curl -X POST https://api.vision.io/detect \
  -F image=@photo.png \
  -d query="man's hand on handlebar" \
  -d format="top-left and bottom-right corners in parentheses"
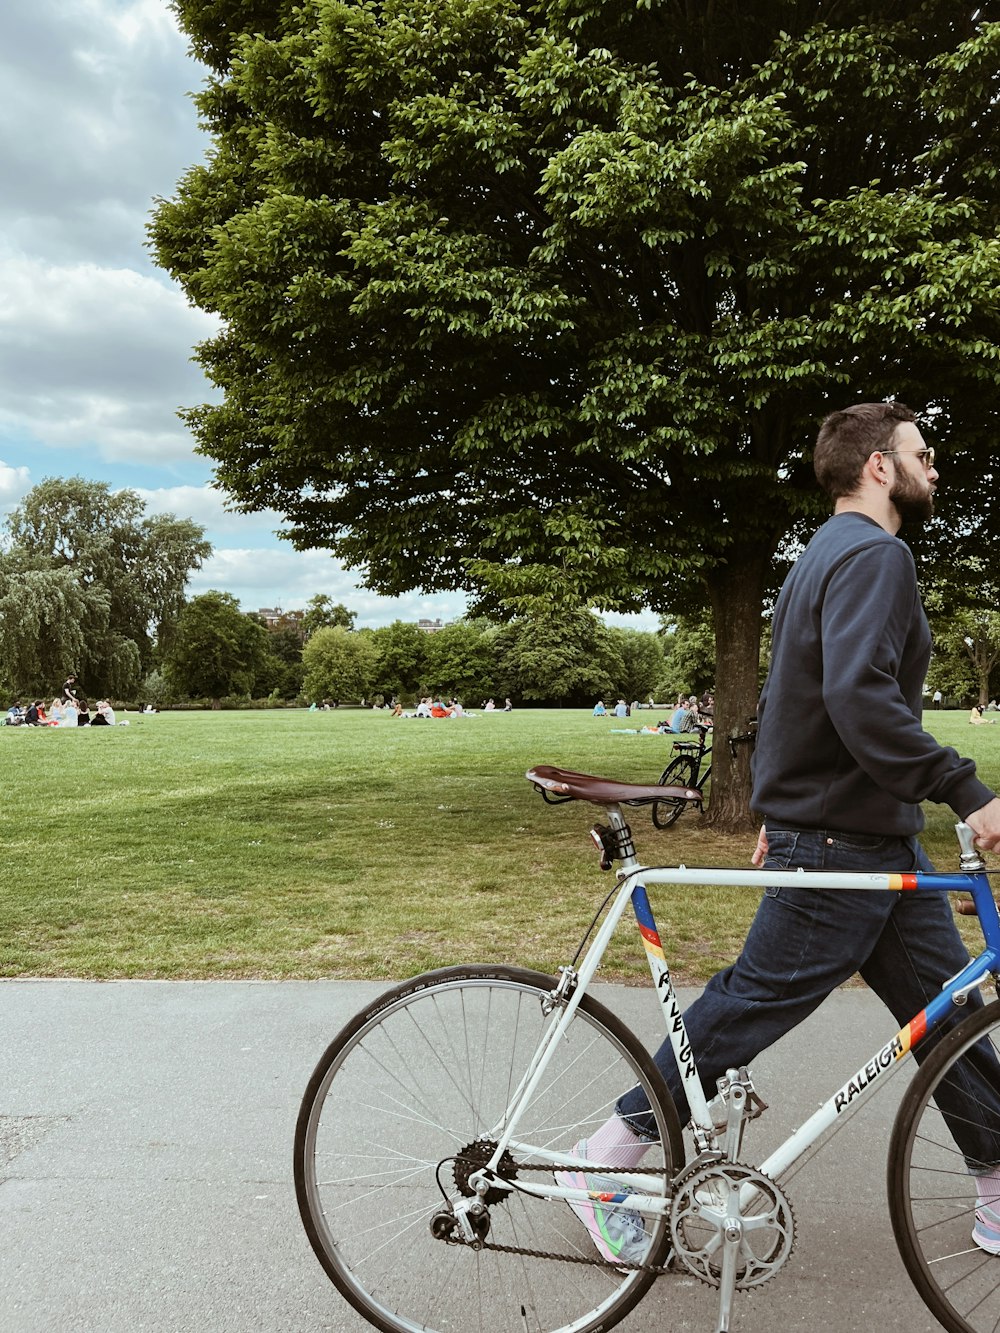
top-left (966, 798), bottom-right (1000, 854)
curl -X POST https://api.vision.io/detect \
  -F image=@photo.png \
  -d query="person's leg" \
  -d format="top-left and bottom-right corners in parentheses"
top-left (859, 845), bottom-right (1000, 1172)
top-left (616, 828), bottom-right (908, 1134)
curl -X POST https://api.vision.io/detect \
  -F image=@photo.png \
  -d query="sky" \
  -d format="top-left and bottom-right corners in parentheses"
top-left (2, 0), bottom-right (656, 631)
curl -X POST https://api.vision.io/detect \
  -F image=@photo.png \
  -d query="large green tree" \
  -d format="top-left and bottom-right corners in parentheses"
top-left (164, 590), bottom-right (272, 701)
top-left (371, 619), bottom-right (428, 698)
top-left (606, 627), bottom-right (666, 703)
top-left (0, 478), bottom-right (211, 699)
top-left (924, 560), bottom-right (1000, 706)
top-left (302, 625), bottom-right (377, 701)
top-left (421, 618), bottom-right (498, 700)
top-left (658, 612), bottom-right (717, 702)
top-left (493, 608), bottom-right (619, 704)
top-left (301, 594), bottom-right (357, 638)
top-left (154, 1), bottom-right (1000, 825)
top-left (254, 623), bottom-right (308, 698)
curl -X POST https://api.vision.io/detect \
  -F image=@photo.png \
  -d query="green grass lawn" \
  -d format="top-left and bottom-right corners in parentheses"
top-left (3, 707), bottom-right (997, 982)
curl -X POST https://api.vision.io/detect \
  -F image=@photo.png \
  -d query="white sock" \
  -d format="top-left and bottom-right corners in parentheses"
top-left (585, 1114), bottom-right (650, 1169)
top-left (974, 1166), bottom-right (1000, 1210)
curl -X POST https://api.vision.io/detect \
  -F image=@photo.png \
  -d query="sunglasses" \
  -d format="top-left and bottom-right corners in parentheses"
top-left (879, 447), bottom-right (935, 470)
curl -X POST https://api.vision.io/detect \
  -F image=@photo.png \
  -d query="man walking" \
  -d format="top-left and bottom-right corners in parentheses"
top-left (560, 401), bottom-right (1000, 1264)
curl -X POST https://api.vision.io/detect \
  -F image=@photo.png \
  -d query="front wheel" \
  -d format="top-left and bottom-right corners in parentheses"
top-left (652, 755), bottom-right (699, 829)
top-left (294, 964), bottom-right (684, 1333)
top-left (888, 998), bottom-right (1000, 1333)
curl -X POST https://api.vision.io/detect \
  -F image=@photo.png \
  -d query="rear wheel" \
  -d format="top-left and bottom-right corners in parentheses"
top-left (652, 755), bottom-right (699, 829)
top-left (295, 964), bottom-right (684, 1333)
top-left (888, 998), bottom-right (1000, 1333)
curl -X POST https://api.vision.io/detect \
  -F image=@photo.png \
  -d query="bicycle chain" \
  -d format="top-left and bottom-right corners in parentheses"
top-left (442, 1159), bottom-right (792, 1286)
top-left (443, 1161), bottom-right (675, 1274)
top-left (441, 1230), bottom-right (675, 1274)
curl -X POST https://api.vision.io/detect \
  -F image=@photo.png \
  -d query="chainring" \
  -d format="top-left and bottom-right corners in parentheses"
top-left (670, 1161), bottom-right (795, 1290)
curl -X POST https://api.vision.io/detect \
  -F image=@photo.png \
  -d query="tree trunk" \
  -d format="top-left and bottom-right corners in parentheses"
top-left (703, 555), bottom-right (768, 833)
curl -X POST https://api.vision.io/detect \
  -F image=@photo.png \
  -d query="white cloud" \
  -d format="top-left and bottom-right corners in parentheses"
top-left (0, 461), bottom-right (32, 507)
top-left (0, 256), bottom-right (218, 463)
top-left (1, 0), bottom-right (207, 269)
top-left (188, 547), bottom-right (470, 627)
top-left (133, 484), bottom-right (284, 538)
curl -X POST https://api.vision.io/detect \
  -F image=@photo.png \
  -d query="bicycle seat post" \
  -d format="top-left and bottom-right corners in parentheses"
top-left (604, 805), bottom-right (639, 869)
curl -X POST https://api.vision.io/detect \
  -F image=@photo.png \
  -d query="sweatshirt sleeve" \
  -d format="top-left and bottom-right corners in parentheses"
top-left (820, 542), bottom-right (994, 819)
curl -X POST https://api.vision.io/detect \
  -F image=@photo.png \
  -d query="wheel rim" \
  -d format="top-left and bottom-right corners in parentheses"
top-left (297, 973), bottom-right (675, 1333)
top-left (894, 1004), bottom-right (1000, 1333)
top-left (653, 758), bottom-right (697, 828)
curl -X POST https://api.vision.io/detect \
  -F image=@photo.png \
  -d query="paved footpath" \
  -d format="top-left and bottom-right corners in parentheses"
top-left (0, 979), bottom-right (952, 1332)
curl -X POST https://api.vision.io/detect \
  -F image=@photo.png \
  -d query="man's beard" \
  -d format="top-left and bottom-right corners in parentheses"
top-left (890, 472), bottom-right (934, 523)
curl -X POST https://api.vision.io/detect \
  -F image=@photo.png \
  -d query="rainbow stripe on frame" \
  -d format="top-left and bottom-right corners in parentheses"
top-left (631, 886), bottom-right (666, 961)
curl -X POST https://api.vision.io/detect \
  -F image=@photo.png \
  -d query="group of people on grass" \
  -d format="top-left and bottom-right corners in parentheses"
top-left (592, 691), bottom-right (714, 733)
top-left (397, 696), bottom-right (512, 718)
top-left (4, 675), bottom-right (119, 728)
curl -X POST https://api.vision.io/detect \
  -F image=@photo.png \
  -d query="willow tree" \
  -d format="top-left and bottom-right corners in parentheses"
top-left (153, 0), bottom-right (1000, 826)
top-left (0, 478), bottom-right (211, 698)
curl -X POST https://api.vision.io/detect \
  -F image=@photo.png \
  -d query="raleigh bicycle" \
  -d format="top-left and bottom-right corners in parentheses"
top-left (295, 764), bottom-right (1000, 1333)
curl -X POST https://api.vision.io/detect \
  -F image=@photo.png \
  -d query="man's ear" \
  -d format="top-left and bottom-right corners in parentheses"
top-left (864, 451), bottom-right (890, 488)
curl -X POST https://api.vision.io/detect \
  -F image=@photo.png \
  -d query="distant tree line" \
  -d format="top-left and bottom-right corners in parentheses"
top-left (0, 478), bottom-right (716, 708)
top-left (160, 595), bottom-right (699, 709)
top-left (4, 478), bottom-right (990, 711)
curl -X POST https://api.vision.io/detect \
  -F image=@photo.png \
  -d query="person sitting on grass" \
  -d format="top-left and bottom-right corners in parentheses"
top-left (90, 700), bottom-right (116, 727)
top-left (970, 706), bottom-right (995, 726)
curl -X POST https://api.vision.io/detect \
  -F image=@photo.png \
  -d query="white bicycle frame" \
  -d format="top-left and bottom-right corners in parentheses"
top-left (476, 808), bottom-right (1000, 1217)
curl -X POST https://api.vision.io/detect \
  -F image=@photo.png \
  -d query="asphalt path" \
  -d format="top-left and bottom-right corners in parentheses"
top-left (0, 978), bottom-right (955, 1331)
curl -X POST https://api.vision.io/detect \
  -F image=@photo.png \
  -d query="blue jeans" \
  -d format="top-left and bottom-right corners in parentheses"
top-left (616, 826), bottom-right (1000, 1167)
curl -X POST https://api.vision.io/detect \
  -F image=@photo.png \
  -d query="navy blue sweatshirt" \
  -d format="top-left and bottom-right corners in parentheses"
top-left (751, 512), bottom-right (992, 836)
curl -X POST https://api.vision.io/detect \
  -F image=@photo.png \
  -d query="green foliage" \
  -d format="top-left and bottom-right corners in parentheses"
top-left (301, 593), bottom-right (357, 637)
top-left (251, 624), bottom-right (307, 698)
top-left (371, 618), bottom-right (428, 697)
top-left (140, 669), bottom-right (174, 709)
top-left (658, 612), bottom-right (716, 700)
top-left (301, 624), bottom-right (377, 701)
top-left (0, 478), bottom-right (210, 698)
top-left (153, 3), bottom-right (1000, 597)
top-left (492, 607), bottom-right (619, 703)
top-left (605, 627), bottom-right (665, 702)
top-left (420, 619), bottom-right (497, 700)
top-left (924, 559), bottom-right (1000, 705)
top-left (164, 590), bottom-right (272, 700)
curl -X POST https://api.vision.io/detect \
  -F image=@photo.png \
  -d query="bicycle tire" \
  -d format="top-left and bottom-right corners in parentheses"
top-left (888, 997), bottom-right (1000, 1333)
top-left (652, 755), bottom-right (699, 828)
top-left (294, 964), bottom-right (684, 1333)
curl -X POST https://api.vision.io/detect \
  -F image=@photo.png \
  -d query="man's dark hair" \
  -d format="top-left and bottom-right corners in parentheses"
top-left (814, 401), bottom-right (917, 499)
